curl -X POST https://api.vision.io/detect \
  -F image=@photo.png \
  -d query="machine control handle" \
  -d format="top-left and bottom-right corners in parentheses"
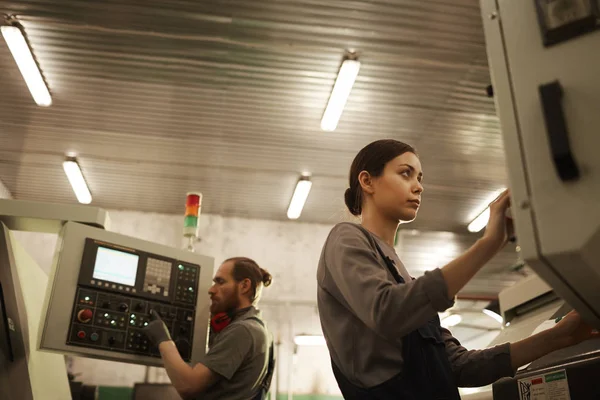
top-left (539, 81), bottom-right (580, 182)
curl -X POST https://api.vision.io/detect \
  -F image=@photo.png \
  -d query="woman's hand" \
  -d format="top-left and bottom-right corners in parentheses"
top-left (509, 310), bottom-right (600, 370)
top-left (482, 189), bottom-right (513, 253)
top-left (549, 310), bottom-right (600, 348)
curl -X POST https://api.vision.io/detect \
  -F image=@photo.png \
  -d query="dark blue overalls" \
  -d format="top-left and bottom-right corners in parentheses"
top-left (331, 241), bottom-right (462, 400)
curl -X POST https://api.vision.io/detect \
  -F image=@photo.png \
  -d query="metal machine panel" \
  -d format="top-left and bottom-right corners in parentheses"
top-left (0, 223), bottom-right (34, 400)
top-left (0, 223), bottom-right (72, 400)
top-left (481, 0), bottom-right (600, 328)
top-left (38, 221), bottom-right (214, 366)
top-left (0, 199), bottom-right (110, 233)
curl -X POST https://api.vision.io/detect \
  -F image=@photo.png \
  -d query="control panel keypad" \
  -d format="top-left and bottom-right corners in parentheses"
top-left (175, 264), bottom-right (198, 304)
top-left (68, 288), bottom-right (196, 361)
top-left (143, 258), bottom-right (172, 297)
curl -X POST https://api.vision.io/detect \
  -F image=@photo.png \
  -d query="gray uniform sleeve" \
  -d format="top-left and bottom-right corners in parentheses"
top-left (323, 223), bottom-right (455, 343)
top-left (201, 324), bottom-right (253, 380)
top-left (441, 327), bottom-right (515, 387)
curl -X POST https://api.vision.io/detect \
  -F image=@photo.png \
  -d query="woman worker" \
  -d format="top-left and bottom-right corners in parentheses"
top-left (317, 139), bottom-right (599, 399)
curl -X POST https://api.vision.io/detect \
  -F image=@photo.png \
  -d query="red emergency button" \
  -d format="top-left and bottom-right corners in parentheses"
top-left (77, 331), bottom-right (86, 339)
top-left (77, 309), bottom-right (93, 323)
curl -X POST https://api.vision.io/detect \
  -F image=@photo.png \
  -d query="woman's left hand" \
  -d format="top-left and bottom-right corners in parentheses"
top-left (550, 310), bottom-right (600, 348)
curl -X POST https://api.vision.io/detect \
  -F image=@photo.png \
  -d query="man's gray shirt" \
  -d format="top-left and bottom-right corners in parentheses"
top-left (200, 307), bottom-right (270, 400)
top-left (317, 222), bottom-right (514, 388)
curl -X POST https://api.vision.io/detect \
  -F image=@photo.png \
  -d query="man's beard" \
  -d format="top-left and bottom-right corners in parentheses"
top-left (213, 287), bottom-right (241, 315)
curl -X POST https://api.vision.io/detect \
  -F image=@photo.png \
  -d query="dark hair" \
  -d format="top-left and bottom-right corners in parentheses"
top-left (345, 139), bottom-right (416, 216)
top-left (225, 257), bottom-right (272, 302)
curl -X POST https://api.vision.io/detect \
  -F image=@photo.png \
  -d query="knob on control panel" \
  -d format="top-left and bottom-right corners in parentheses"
top-left (77, 309), bottom-right (93, 323)
top-left (108, 336), bottom-right (116, 346)
top-left (119, 303), bottom-right (129, 312)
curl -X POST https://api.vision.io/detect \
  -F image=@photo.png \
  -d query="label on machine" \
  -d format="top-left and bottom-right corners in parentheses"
top-left (518, 369), bottom-right (571, 400)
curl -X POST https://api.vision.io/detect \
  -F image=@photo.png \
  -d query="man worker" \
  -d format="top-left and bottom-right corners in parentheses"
top-left (144, 257), bottom-right (275, 400)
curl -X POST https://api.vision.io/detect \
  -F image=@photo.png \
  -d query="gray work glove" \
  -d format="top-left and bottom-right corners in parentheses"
top-left (143, 309), bottom-right (172, 346)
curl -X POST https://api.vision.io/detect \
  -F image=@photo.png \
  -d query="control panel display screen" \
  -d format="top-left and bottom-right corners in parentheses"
top-left (93, 247), bottom-right (139, 287)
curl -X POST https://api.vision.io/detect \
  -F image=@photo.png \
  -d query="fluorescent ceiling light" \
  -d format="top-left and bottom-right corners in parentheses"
top-left (63, 158), bottom-right (92, 204)
top-left (294, 335), bottom-right (326, 346)
top-left (483, 309), bottom-right (504, 324)
top-left (287, 175), bottom-right (312, 220)
top-left (321, 58), bottom-right (360, 132)
top-left (467, 188), bottom-right (506, 233)
top-left (468, 208), bottom-right (490, 233)
top-left (440, 314), bottom-right (462, 328)
top-left (1, 24), bottom-right (52, 107)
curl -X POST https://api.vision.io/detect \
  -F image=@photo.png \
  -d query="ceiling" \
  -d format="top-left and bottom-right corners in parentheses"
top-left (0, 0), bottom-right (508, 234)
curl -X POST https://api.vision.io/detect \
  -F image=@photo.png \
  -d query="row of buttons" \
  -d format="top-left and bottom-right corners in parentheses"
top-left (128, 313), bottom-right (150, 328)
top-left (77, 330), bottom-right (100, 342)
top-left (127, 342), bottom-right (150, 352)
top-left (179, 272), bottom-right (195, 280)
top-left (146, 268), bottom-right (171, 278)
top-left (127, 332), bottom-right (150, 351)
top-left (148, 258), bottom-right (172, 270)
top-left (90, 280), bottom-right (136, 293)
top-left (96, 314), bottom-right (126, 329)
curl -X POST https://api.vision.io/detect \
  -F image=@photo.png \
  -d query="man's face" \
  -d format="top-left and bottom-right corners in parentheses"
top-left (208, 261), bottom-right (241, 315)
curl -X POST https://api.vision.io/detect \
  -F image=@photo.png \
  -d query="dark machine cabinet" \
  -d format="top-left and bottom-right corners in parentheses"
top-left (65, 239), bottom-right (201, 361)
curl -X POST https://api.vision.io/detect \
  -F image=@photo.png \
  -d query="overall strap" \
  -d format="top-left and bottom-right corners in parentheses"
top-left (248, 317), bottom-right (275, 398)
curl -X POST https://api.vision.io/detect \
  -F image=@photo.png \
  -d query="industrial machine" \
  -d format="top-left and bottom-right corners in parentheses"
top-left (0, 199), bottom-right (214, 399)
top-left (480, 0), bottom-right (600, 398)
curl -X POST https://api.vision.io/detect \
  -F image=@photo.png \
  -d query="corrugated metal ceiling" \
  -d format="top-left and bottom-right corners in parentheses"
top-left (0, 1), bottom-right (513, 282)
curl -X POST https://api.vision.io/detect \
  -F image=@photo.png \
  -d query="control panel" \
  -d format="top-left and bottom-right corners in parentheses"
top-left (65, 238), bottom-right (202, 361)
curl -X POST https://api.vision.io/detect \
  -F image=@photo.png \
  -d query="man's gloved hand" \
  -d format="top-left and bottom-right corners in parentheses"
top-left (143, 309), bottom-right (172, 346)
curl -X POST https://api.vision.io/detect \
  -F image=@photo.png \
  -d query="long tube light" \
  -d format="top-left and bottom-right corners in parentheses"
top-left (294, 335), bottom-right (326, 346)
top-left (287, 175), bottom-right (312, 220)
top-left (440, 314), bottom-right (462, 328)
top-left (63, 157), bottom-right (92, 204)
top-left (482, 309), bottom-right (504, 324)
top-left (320, 57), bottom-right (360, 132)
top-left (467, 188), bottom-right (507, 233)
top-left (1, 23), bottom-right (52, 107)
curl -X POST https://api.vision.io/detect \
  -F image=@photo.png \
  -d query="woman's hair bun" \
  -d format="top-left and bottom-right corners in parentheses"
top-left (344, 187), bottom-right (360, 216)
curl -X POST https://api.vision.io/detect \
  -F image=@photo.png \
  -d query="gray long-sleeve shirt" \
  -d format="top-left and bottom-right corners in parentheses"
top-left (317, 222), bottom-right (515, 388)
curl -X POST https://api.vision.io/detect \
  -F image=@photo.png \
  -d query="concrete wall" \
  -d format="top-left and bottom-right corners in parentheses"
top-left (0, 180), bottom-right (12, 199)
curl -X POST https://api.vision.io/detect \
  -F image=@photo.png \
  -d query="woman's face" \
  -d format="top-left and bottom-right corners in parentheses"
top-left (369, 152), bottom-right (424, 222)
